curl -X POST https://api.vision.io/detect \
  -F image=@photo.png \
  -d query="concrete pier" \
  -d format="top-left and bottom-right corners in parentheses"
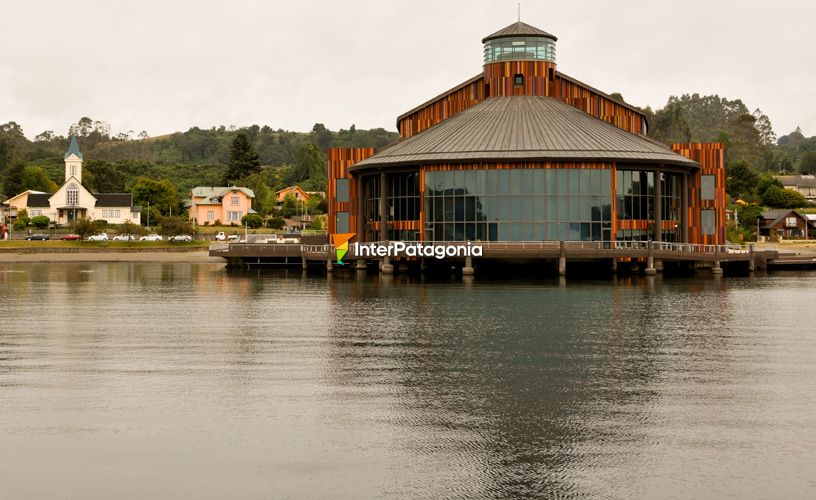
top-left (381, 255), bottom-right (393, 274)
top-left (462, 256), bottom-right (474, 275)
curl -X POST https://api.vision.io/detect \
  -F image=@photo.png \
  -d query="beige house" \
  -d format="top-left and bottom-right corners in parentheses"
top-left (1, 137), bottom-right (140, 225)
top-left (776, 175), bottom-right (816, 203)
top-left (188, 186), bottom-right (255, 225)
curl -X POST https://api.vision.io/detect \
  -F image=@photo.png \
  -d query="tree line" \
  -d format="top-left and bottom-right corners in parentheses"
top-left (0, 119), bottom-right (398, 224)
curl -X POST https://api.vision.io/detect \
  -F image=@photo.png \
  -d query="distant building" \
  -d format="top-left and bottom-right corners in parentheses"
top-left (326, 20), bottom-right (728, 245)
top-left (758, 209), bottom-right (815, 240)
top-left (275, 186), bottom-right (324, 205)
top-left (188, 186), bottom-right (255, 225)
top-left (1, 137), bottom-right (140, 226)
top-left (775, 175), bottom-right (816, 202)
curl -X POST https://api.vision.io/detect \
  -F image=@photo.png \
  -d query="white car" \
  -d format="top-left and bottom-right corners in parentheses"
top-left (168, 234), bottom-right (192, 242)
top-left (112, 234), bottom-right (135, 242)
top-left (87, 233), bottom-right (108, 241)
top-left (215, 232), bottom-right (239, 242)
top-left (139, 233), bottom-right (163, 242)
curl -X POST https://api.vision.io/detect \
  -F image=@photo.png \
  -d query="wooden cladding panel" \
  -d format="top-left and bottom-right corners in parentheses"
top-left (327, 148), bottom-right (376, 235)
top-left (397, 79), bottom-right (485, 138)
top-left (553, 75), bottom-right (644, 135)
top-left (672, 143), bottom-right (727, 245)
top-left (483, 61), bottom-right (554, 98)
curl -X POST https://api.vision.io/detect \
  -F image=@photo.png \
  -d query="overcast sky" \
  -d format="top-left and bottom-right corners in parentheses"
top-left (2, 0), bottom-right (814, 140)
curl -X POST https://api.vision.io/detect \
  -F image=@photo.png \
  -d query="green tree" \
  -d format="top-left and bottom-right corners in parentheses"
top-left (119, 219), bottom-right (147, 238)
top-left (761, 185), bottom-right (807, 208)
top-left (85, 160), bottom-right (126, 192)
top-left (241, 213), bottom-right (264, 228)
top-left (223, 132), bottom-right (260, 184)
top-left (131, 177), bottom-right (178, 219)
top-left (71, 217), bottom-right (105, 240)
top-left (30, 215), bottom-right (50, 228)
top-left (287, 143), bottom-right (325, 188)
top-left (736, 204), bottom-right (764, 235)
top-left (799, 151), bottom-right (816, 175)
top-left (157, 215), bottom-right (193, 237)
top-left (648, 102), bottom-right (691, 144)
top-left (3, 161), bottom-right (25, 195)
top-left (21, 166), bottom-right (59, 192)
top-left (267, 215), bottom-right (285, 229)
top-left (280, 193), bottom-right (301, 218)
top-left (16, 208), bottom-right (29, 225)
top-left (726, 160), bottom-right (760, 201)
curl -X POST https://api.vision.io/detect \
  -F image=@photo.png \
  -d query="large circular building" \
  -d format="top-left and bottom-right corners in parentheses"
top-left (328, 21), bottom-right (726, 248)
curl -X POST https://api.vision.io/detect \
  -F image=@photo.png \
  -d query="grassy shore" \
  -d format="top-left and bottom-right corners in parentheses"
top-left (0, 240), bottom-right (222, 263)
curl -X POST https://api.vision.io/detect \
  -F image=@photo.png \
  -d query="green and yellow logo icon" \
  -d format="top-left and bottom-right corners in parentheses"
top-left (332, 233), bottom-right (355, 265)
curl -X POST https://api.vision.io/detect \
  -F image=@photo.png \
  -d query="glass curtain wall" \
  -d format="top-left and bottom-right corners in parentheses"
top-left (361, 173), bottom-right (421, 241)
top-left (424, 168), bottom-right (612, 242)
top-left (615, 170), bottom-right (683, 241)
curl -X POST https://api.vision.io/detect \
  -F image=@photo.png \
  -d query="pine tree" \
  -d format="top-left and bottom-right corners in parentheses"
top-left (223, 133), bottom-right (260, 184)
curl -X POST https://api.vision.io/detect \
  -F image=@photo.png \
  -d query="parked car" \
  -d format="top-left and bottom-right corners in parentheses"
top-left (87, 233), bottom-right (108, 241)
top-left (112, 234), bottom-right (135, 242)
top-left (168, 234), bottom-right (193, 242)
top-left (60, 234), bottom-right (81, 241)
top-left (25, 233), bottom-right (49, 241)
top-left (215, 231), bottom-right (239, 242)
top-left (140, 233), bottom-right (163, 241)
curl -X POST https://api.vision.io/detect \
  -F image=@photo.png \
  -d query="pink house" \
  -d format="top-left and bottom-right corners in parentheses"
top-left (188, 186), bottom-right (255, 225)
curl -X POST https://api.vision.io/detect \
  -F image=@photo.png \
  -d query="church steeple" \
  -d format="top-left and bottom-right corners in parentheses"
top-left (64, 135), bottom-right (83, 184)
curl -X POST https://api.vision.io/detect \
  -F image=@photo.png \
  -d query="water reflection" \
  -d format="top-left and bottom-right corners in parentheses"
top-left (1, 264), bottom-right (815, 498)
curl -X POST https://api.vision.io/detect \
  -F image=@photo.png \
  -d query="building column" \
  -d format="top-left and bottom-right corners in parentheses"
top-left (379, 172), bottom-right (388, 242)
top-left (653, 170), bottom-right (662, 242)
top-left (681, 173), bottom-right (689, 243)
top-left (357, 176), bottom-right (366, 239)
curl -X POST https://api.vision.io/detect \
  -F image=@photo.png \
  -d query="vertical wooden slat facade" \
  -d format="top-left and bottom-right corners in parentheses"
top-left (327, 148), bottom-right (376, 235)
top-left (483, 61), bottom-right (555, 97)
top-left (397, 76), bottom-right (485, 138)
top-left (672, 143), bottom-right (727, 245)
top-left (396, 68), bottom-right (646, 140)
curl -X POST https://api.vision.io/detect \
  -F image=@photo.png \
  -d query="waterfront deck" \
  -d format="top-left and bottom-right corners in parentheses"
top-left (211, 240), bottom-right (783, 275)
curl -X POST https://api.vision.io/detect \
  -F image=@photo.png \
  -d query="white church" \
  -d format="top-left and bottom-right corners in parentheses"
top-left (2, 136), bottom-right (141, 225)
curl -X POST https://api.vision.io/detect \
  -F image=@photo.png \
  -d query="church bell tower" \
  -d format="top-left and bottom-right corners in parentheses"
top-left (64, 135), bottom-right (83, 184)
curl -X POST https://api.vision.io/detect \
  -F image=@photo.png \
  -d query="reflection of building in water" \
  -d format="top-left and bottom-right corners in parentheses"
top-left (327, 21), bottom-right (727, 246)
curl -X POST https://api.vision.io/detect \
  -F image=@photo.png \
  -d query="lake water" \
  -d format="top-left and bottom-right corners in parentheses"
top-left (1, 262), bottom-right (815, 499)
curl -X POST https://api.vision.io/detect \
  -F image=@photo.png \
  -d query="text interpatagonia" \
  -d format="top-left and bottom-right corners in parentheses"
top-left (351, 241), bottom-right (482, 259)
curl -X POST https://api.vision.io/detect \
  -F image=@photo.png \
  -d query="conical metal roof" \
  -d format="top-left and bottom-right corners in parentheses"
top-left (350, 96), bottom-right (698, 171)
top-left (64, 135), bottom-right (83, 160)
top-left (482, 21), bottom-right (557, 43)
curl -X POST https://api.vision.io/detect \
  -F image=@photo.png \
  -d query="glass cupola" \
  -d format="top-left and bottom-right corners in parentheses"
top-left (482, 21), bottom-right (557, 64)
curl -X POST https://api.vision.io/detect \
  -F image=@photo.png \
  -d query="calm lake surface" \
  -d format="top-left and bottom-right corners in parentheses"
top-left (1, 262), bottom-right (815, 499)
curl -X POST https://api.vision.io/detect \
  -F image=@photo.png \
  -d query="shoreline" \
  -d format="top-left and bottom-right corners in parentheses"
top-left (0, 248), bottom-right (224, 263)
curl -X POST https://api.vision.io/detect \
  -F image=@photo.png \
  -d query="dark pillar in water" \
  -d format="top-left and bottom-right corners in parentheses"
top-left (558, 240), bottom-right (566, 276)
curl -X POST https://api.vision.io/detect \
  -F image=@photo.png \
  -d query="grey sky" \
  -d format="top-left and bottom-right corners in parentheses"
top-left (2, 0), bottom-right (814, 140)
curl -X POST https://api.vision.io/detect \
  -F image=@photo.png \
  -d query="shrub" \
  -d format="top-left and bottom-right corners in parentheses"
top-left (13, 218), bottom-right (27, 231)
top-left (241, 213), bottom-right (264, 229)
top-left (213, 219), bottom-right (221, 226)
top-left (267, 216), bottom-right (285, 230)
top-left (30, 215), bottom-right (51, 228)
top-left (72, 218), bottom-right (105, 240)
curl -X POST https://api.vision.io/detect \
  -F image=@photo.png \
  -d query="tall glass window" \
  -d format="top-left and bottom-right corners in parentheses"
top-left (66, 184), bottom-right (79, 205)
top-left (424, 168), bottom-right (612, 242)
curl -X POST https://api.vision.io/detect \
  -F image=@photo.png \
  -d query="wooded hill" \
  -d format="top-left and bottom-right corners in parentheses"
top-left (2, 93), bottom-right (816, 219)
